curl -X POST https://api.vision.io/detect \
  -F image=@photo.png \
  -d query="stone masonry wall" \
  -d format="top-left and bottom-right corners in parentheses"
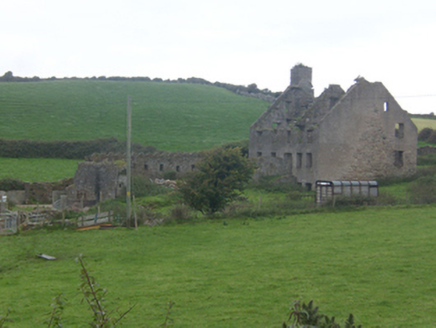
top-left (134, 152), bottom-right (202, 178)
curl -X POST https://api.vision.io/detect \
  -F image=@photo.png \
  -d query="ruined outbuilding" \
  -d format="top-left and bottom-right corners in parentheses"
top-left (66, 161), bottom-right (125, 208)
top-left (64, 151), bottom-right (202, 208)
top-left (249, 64), bottom-right (417, 189)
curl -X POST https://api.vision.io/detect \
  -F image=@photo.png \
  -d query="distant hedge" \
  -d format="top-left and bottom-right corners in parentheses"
top-left (0, 138), bottom-right (156, 159)
top-left (0, 71), bottom-right (281, 100)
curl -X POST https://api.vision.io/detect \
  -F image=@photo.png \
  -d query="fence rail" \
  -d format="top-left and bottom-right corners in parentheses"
top-left (27, 213), bottom-right (46, 225)
top-left (0, 211), bottom-right (18, 235)
top-left (78, 211), bottom-right (113, 228)
top-left (1, 210), bottom-right (115, 234)
top-left (53, 199), bottom-right (62, 211)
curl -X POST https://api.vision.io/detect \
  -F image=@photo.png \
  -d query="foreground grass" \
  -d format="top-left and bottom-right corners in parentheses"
top-left (0, 80), bottom-right (267, 152)
top-left (0, 158), bottom-right (79, 182)
top-left (1, 206), bottom-right (436, 327)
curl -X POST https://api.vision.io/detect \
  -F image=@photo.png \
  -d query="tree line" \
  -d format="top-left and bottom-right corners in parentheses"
top-left (0, 71), bottom-right (281, 99)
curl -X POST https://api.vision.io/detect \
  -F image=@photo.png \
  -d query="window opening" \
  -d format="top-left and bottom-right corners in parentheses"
top-left (257, 151), bottom-right (262, 157)
top-left (395, 123), bottom-right (404, 138)
top-left (297, 153), bottom-right (302, 169)
top-left (307, 130), bottom-right (313, 143)
top-left (306, 153), bottom-right (312, 168)
top-left (329, 97), bottom-right (339, 109)
top-left (394, 151), bottom-right (404, 167)
top-left (271, 152), bottom-right (276, 157)
top-left (176, 165), bottom-right (180, 172)
top-left (384, 102), bottom-right (389, 112)
top-left (159, 164), bottom-right (164, 171)
top-left (284, 153), bottom-right (293, 171)
top-left (144, 164), bottom-right (148, 170)
top-left (191, 164), bottom-right (195, 171)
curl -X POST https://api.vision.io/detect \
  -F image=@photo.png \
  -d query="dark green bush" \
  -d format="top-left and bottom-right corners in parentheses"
top-left (179, 147), bottom-right (255, 214)
top-left (220, 139), bottom-right (249, 157)
top-left (283, 300), bottom-right (362, 328)
top-left (250, 176), bottom-right (303, 193)
top-left (418, 127), bottom-right (433, 141)
top-left (374, 191), bottom-right (401, 206)
top-left (166, 204), bottom-right (194, 224)
top-left (417, 153), bottom-right (436, 166)
top-left (163, 171), bottom-right (177, 180)
top-left (426, 130), bottom-right (436, 144)
top-left (0, 178), bottom-right (25, 191)
top-left (132, 175), bottom-right (171, 198)
top-left (0, 138), bottom-right (156, 159)
top-left (415, 165), bottom-right (436, 178)
top-left (324, 195), bottom-right (377, 207)
top-left (407, 176), bottom-right (436, 204)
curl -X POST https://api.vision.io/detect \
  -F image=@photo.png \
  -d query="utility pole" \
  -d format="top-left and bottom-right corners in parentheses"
top-left (126, 95), bottom-right (132, 227)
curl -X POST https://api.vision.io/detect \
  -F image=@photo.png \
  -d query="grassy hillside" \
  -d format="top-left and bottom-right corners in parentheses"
top-left (0, 80), bottom-right (268, 152)
top-left (1, 206), bottom-right (436, 327)
top-left (412, 117), bottom-right (436, 131)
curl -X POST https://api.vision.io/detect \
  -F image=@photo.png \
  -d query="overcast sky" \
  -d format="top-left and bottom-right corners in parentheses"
top-left (1, 0), bottom-right (435, 113)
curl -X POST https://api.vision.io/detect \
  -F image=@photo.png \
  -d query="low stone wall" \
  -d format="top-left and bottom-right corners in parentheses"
top-left (6, 190), bottom-right (26, 205)
top-left (134, 151), bottom-right (202, 178)
top-left (25, 179), bottom-right (73, 204)
top-left (252, 156), bottom-right (289, 180)
top-left (418, 146), bottom-right (436, 155)
top-left (0, 179), bottom-right (73, 205)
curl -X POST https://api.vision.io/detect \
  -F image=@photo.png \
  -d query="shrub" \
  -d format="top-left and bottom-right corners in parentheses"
top-left (283, 300), bottom-right (361, 328)
top-left (250, 175), bottom-right (303, 193)
top-left (374, 191), bottom-right (401, 206)
top-left (415, 165), bottom-right (436, 178)
top-left (163, 171), bottom-right (177, 180)
top-left (0, 178), bottom-right (25, 191)
top-left (427, 130), bottom-right (436, 144)
top-left (166, 204), bottom-right (194, 224)
top-left (179, 147), bottom-right (255, 214)
top-left (132, 175), bottom-right (171, 198)
top-left (407, 176), bottom-right (436, 204)
top-left (417, 153), bottom-right (436, 166)
top-left (220, 139), bottom-right (249, 157)
top-left (418, 127), bottom-right (433, 141)
top-left (324, 195), bottom-right (377, 207)
top-left (0, 138), bottom-right (156, 159)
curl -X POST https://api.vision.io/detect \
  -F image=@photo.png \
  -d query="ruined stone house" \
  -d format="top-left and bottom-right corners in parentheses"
top-left (249, 64), bottom-right (417, 189)
top-left (65, 151), bottom-right (202, 207)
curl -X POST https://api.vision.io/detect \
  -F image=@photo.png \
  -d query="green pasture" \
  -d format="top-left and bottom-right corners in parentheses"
top-left (0, 80), bottom-right (268, 152)
top-left (411, 118), bottom-right (436, 131)
top-left (1, 206), bottom-right (436, 327)
top-left (0, 158), bottom-right (78, 182)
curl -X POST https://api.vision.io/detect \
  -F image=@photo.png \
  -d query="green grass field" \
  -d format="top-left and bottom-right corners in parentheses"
top-left (0, 80), bottom-right (268, 152)
top-left (0, 158), bottom-right (78, 182)
top-left (1, 206), bottom-right (436, 327)
top-left (411, 118), bottom-right (436, 131)
top-left (2, 81), bottom-right (436, 327)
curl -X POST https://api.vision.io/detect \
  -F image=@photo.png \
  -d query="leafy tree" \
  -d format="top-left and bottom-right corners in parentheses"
top-left (247, 83), bottom-right (258, 93)
top-left (179, 147), bottom-right (256, 214)
top-left (0, 71), bottom-right (14, 82)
